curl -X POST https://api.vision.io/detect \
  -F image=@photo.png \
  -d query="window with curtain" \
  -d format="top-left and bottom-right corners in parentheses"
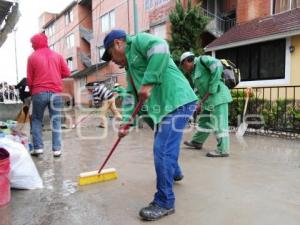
top-left (101, 10), bottom-right (115, 32)
top-left (145, 0), bottom-right (170, 11)
top-left (273, 0), bottom-right (300, 14)
top-left (65, 10), bottom-right (74, 25)
top-left (65, 34), bottom-right (74, 49)
top-left (216, 39), bottom-right (286, 81)
top-left (291, 0), bottom-right (300, 8)
top-left (66, 57), bottom-right (74, 71)
top-left (46, 24), bottom-right (55, 37)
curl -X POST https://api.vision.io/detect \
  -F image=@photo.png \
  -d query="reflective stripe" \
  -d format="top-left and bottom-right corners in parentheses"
top-left (147, 44), bottom-right (169, 58)
top-left (209, 61), bottom-right (222, 72)
top-left (216, 132), bottom-right (229, 138)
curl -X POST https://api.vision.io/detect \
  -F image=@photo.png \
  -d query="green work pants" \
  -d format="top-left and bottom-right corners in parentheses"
top-left (192, 103), bottom-right (229, 153)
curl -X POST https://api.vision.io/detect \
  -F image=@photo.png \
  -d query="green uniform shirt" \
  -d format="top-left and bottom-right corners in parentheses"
top-left (192, 56), bottom-right (232, 111)
top-left (112, 86), bottom-right (127, 102)
top-left (123, 33), bottom-right (197, 124)
top-left (113, 86), bottom-right (127, 95)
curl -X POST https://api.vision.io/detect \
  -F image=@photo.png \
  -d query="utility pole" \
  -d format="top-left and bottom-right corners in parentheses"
top-left (13, 28), bottom-right (19, 83)
top-left (133, 0), bottom-right (138, 34)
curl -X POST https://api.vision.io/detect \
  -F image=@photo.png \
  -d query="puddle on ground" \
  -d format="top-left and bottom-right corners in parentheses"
top-left (62, 180), bottom-right (77, 197)
top-left (42, 169), bottom-right (55, 190)
top-left (42, 169), bottom-right (78, 196)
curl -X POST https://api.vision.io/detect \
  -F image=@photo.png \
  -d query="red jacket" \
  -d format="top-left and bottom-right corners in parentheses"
top-left (27, 33), bottom-right (71, 95)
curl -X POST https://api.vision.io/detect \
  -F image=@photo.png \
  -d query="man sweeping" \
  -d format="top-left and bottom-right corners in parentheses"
top-left (180, 52), bottom-right (232, 157)
top-left (101, 29), bottom-right (197, 221)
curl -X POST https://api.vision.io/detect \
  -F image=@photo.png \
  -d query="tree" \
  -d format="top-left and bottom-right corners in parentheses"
top-left (168, 0), bottom-right (209, 64)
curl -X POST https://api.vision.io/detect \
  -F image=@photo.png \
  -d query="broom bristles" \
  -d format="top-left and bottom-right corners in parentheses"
top-left (78, 168), bottom-right (118, 186)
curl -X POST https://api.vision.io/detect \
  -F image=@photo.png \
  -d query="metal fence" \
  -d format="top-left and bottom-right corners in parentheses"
top-left (230, 86), bottom-right (300, 137)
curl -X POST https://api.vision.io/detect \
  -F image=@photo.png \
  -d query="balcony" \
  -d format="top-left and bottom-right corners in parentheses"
top-left (79, 26), bottom-right (93, 44)
top-left (79, 51), bottom-right (92, 68)
top-left (202, 7), bottom-right (236, 37)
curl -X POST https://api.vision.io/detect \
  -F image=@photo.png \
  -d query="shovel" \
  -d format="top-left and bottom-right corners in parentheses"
top-left (236, 88), bottom-right (251, 137)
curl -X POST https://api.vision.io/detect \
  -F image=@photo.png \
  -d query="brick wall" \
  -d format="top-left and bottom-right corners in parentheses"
top-left (237, 0), bottom-right (271, 24)
top-left (149, 1), bottom-right (175, 26)
top-left (224, 0), bottom-right (237, 12)
top-left (62, 78), bottom-right (74, 104)
top-left (38, 12), bottom-right (56, 32)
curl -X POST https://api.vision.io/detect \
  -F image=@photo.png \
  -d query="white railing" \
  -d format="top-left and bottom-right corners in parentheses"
top-left (201, 7), bottom-right (236, 36)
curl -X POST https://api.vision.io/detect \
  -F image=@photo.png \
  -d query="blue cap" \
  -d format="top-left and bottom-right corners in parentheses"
top-left (102, 29), bottom-right (126, 61)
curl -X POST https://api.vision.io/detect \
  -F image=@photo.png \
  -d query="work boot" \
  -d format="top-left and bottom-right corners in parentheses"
top-left (174, 174), bottom-right (184, 182)
top-left (206, 150), bottom-right (229, 157)
top-left (183, 140), bottom-right (202, 149)
top-left (139, 202), bottom-right (175, 221)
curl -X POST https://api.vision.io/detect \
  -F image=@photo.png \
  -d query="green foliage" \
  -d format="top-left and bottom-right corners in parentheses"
top-left (168, 0), bottom-right (209, 64)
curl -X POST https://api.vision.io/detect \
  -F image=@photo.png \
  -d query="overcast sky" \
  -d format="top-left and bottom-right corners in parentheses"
top-left (0, 0), bottom-right (73, 85)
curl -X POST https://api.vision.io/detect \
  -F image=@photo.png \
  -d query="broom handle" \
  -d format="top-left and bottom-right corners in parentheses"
top-left (98, 100), bottom-right (144, 173)
top-left (243, 88), bottom-right (251, 117)
top-left (74, 110), bottom-right (96, 128)
top-left (243, 95), bottom-right (249, 117)
top-left (98, 137), bottom-right (122, 174)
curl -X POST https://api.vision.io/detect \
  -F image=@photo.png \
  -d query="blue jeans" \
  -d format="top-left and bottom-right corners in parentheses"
top-left (31, 92), bottom-right (62, 151)
top-left (153, 101), bottom-right (196, 209)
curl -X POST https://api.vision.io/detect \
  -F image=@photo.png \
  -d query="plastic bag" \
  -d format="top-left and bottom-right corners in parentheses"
top-left (0, 137), bottom-right (43, 189)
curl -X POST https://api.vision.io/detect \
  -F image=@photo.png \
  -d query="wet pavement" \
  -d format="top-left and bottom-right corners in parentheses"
top-left (1, 120), bottom-right (300, 225)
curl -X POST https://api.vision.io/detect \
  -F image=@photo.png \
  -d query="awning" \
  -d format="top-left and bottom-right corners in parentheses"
top-left (0, 1), bottom-right (20, 47)
top-left (71, 62), bottom-right (107, 79)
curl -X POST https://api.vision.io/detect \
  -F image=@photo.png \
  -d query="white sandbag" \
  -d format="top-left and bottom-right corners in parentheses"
top-left (0, 137), bottom-right (43, 189)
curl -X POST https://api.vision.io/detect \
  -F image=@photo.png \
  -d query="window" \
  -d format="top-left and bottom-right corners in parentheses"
top-left (145, 0), bottom-right (170, 11)
top-left (216, 39), bottom-right (286, 81)
top-left (67, 57), bottom-right (74, 71)
top-left (291, 0), bottom-right (300, 8)
top-left (202, 0), bottom-right (215, 14)
top-left (65, 10), bottom-right (74, 25)
top-left (101, 10), bottom-right (115, 32)
top-left (273, 0), bottom-right (300, 14)
top-left (145, 0), bottom-right (154, 10)
top-left (99, 46), bottom-right (105, 62)
top-left (152, 23), bottom-right (166, 39)
top-left (66, 34), bottom-right (74, 48)
top-left (46, 24), bottom-right (55, 37)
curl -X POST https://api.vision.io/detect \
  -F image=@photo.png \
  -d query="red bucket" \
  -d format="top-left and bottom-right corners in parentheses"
top-left (0, 148), bottom-right (10, 206)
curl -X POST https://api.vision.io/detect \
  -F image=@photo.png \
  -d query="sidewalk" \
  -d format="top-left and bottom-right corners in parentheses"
top-left (1, 122), bottom-right (300, 225)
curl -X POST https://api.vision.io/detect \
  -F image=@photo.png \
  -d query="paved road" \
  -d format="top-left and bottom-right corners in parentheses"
top-left (1, 122), bottom-right (300, 225)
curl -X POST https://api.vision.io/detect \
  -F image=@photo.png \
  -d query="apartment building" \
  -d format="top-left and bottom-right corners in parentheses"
top-left (205, 0), bottom-right (300, 88)
top-left (77, 0), bottom-right (172, 102)
top-left (84, 0), bottom-right (152, 89)
top-left (39, 0), bottom-right (93, 105)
